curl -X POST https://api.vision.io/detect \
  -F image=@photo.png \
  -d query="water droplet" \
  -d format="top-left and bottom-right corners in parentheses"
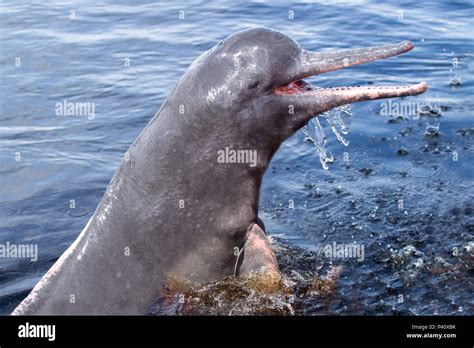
top-left (303, 103), bottom-right (352, 169)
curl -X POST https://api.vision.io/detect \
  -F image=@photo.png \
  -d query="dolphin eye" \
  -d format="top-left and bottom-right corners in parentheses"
top-left (249, 81), bottom-right (259, 89)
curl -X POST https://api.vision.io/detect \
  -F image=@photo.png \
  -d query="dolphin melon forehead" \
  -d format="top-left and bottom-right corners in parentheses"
top-left (220, 28), bottom-right (302, 61)
top-left (215, 28), bottom-right (303, 87)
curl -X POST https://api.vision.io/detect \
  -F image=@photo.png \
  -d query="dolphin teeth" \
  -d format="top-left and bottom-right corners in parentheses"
top-left (276, 83), bottom-right (418, 95)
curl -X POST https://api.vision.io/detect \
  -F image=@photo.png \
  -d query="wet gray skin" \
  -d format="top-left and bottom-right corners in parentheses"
top-left (12, 27), bottom-right (427, 314)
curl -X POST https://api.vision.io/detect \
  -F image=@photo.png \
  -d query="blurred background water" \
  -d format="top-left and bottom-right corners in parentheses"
top-left (0, 0), bottom-right (472, 315)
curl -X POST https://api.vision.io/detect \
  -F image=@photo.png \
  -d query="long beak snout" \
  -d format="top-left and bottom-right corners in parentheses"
top-left (297, 41), bottom-right (414, 79)
top-left (275, 41), bottom-right (428, 125)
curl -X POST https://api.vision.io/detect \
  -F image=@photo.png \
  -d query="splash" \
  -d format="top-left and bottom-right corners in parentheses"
top-left (147, 243), bottom-right (343, 316)
top-left (303, 104), bottom-right (352, 170)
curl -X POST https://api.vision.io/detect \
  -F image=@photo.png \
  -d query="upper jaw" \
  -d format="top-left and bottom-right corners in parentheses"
top-left (295, 40), bottom-right (415, 81)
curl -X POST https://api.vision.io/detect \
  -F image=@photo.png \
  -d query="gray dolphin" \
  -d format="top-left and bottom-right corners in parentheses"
top-left (12, 28), bottom-right (427, 315)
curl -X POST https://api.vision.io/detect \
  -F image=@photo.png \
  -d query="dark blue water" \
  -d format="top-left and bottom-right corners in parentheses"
top-left (1, 0), bottom-right (473, 315)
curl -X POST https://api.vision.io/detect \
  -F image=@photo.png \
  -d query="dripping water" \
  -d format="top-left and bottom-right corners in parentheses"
top-left (302, 104), bottom-right (353, 169)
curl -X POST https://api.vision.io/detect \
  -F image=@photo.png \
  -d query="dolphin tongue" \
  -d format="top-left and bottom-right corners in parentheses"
top-left (274, 80), bottom-right (314, 95)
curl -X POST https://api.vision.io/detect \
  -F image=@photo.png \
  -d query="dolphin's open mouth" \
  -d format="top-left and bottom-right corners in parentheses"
top-left (273, 41), bottom-right (428, 105)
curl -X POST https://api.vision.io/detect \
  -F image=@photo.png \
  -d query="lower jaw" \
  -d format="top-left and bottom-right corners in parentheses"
top-left (274, 80), bottom-right (428, 99)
